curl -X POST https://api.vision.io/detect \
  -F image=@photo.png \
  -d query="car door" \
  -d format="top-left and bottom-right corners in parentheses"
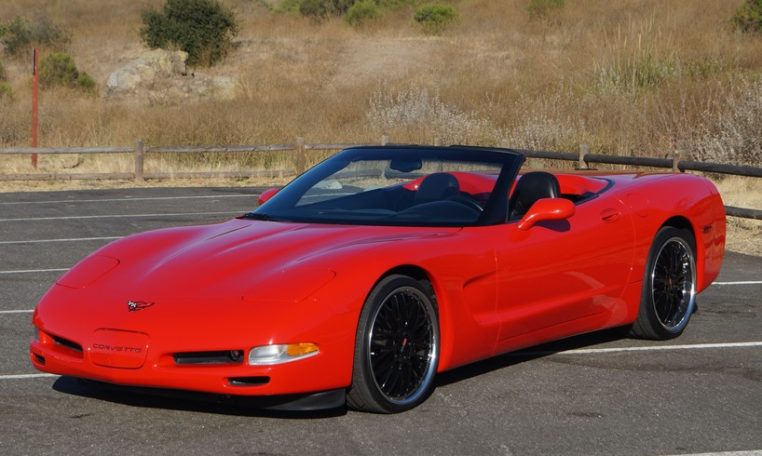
top-left (491, 195), bottom-right (635, 351)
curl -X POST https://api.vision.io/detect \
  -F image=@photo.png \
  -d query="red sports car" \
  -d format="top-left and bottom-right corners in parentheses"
top-left (30, 146), bottom-right (726, 413)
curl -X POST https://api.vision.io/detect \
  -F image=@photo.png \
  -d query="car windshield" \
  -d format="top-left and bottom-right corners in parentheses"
top-left (249, 146), bottom-right (524, 227)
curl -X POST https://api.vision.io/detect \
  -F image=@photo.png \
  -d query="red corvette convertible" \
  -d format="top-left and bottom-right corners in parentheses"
top-left (30, 146), bottom-right (726, 413)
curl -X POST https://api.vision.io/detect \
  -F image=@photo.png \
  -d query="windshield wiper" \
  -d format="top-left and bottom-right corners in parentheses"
top-left (240, 212), bottom-right (275, 221)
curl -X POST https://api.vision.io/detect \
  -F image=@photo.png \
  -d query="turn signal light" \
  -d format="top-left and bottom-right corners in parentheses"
top-left (247, 343), bottom-right (319, 365)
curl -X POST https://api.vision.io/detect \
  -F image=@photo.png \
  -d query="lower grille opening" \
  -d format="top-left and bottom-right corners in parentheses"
top-left (228, 376), bottom-right (270, 387)
top-left (51, 335), bottom-right (83, 353)
top-left (33, 353), bottom-right (46, 365)
top-left (174, 350), bottom-right (244, 365)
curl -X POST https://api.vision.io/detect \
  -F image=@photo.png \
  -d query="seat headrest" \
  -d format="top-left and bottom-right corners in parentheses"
top-left (415, 173), bottom-right (460, 204)
top-left (509, 171), bottom-right (560, 219)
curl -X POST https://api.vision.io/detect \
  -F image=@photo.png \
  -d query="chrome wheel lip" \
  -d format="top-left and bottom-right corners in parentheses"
top-left (650, 236), bottom-right (696, 332)
top-left (366, 286), bottom-right (439, 407)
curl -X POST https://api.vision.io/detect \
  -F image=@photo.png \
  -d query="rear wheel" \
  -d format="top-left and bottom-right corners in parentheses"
top-left (347, 275), bottom-right (439, 413)
top-left (631, 226), bottom-right (697, 339)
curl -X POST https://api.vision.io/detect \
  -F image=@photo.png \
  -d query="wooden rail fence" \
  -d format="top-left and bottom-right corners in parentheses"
top-left (1, 136), bottom-right (760, 220)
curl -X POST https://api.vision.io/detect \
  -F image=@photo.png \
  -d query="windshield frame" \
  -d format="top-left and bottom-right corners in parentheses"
top-left (248, 145), bottom-right (525, 227)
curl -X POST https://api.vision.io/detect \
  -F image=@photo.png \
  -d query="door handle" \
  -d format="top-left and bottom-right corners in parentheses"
top-left (600, 208), bottom-right (621, 222)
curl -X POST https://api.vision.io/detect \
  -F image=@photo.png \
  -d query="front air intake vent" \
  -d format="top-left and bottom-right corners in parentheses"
top-left (51, 335), bottom-right (83, 353)
top-left (174, 350), bottom-right (244, 365)
top-left (228, 376), bottom-right (270, 387)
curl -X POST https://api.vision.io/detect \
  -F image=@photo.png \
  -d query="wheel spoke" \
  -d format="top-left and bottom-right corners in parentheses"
top-left (371, 347), bottom-right (394, 364)
top-left (651, 237), bottom-right (695, 330)
top-left (373, 351), bottom-right (394, 373)
top-left (398, 365), bottom-right (411, 396)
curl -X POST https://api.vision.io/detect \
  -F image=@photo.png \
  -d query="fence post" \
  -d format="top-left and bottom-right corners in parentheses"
top-left (381, 134), bottom-right (389, 146)
top-left (672, 149), bottom-right (680, 173)
top-left (134, 139), bottom-right (144, 182)
top-left (295, 136), bottom-right (306, 175)
top-left (31, 48), bottom-right (39, 169)
top-left (577, 144), bottom-right (589, 169)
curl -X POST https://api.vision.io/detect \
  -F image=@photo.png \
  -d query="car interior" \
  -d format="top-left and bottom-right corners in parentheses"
top-left (288, 170), bottom-right (609, 226)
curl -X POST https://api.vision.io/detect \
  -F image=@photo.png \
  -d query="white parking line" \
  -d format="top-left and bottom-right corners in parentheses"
top-left (660, 451), bottom-right (762, 456)
top-left (714, 281), bottom-right (762, 285)
top-left (0, 373), bottom-right (58, 380)
top-left (0, 268), bottom-right (69, 275)
top-left (0, 194), bottom-right (255, 205)
top-left (0, 309), bottom-right (33, 314)
top-left (519, 341), bottom-right (762, 357)
top-left (0, 211), bottom-right (239, 222)
top-left (0, 236), bottom-right (122, 245)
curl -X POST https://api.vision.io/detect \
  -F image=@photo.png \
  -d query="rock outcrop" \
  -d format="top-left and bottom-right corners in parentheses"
top-left (105, 49), bottom-right (236, 103)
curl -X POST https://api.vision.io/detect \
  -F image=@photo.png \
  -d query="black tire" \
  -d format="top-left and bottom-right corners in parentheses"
top-left (347, 274), bottom-right (440, 413)
top-left (631, 226), bottom-right (697, 340)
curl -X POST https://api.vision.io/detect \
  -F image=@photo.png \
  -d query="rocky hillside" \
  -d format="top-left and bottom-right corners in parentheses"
top-left (0, 0), bottom-right (759, 168)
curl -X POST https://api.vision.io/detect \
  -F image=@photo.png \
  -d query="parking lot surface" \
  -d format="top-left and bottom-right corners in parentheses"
top-left (0, 187), bottom-right (760, 456)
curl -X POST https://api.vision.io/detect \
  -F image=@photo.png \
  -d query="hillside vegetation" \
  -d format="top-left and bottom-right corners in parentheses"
top-left (0, 0), bottom-right (760, 165)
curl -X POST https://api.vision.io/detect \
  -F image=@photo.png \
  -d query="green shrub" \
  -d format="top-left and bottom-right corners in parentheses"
top-left (596, 54), bottom-right (680, 92)
top-left (76, 72), bottom-right (96, 91)
top-left (298, 0), bottom-right (332, 19)
top-left (40, 53), bottom-right (78, 87)
top-left (733, 0), bottom-right (762, 33)
top-left (0, 82), bottom-right (11, 100)
top-left (0, 16), bottom-right (69, 56)
top-left (345, 0), bottom-right (380, 26)
top-left (527, 0), bottom-right (564, 21)
top-left (414, 4), bottom-right (457, 34)
top-left (330, 0), bottom-right (358, 14)
top-left (0, 17), bottom-right (30, 55)
top-left (298, 0), bottom-right (357, 19)
top-left (275, 0), bottom-right (303, 13)
top-left (278, 0), bottom-right (415, 20)
top-left (376, 0), bottom-right (413, 7)
top-left (0, 59), bottom-right (6, 81)
top-left (39, 52), bottom-right (95, 91)
top-left (141, 0), bottom-right (239, 67)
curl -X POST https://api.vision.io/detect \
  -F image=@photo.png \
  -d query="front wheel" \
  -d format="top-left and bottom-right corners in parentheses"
top-left (631, 226), bottom-right (697, 340)
top-left (347, 275), bottom-right (439, 413)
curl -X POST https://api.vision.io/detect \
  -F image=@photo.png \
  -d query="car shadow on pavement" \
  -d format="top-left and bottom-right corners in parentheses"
top-left (436, 326), bottom-right (632, 387)
top-left (51, 376), bottom-right (347, 419)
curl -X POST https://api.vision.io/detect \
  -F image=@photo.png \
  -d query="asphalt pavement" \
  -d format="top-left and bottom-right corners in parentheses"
top-left (0, 186), bottom-right (760, 456)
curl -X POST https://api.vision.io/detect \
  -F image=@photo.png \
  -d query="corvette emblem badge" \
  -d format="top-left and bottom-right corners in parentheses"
top-left (127, 300), bottom-right (154, 312)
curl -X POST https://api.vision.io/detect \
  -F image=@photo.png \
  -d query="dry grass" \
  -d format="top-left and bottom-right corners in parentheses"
top-left (0, 0), bottom-right (759, 151)
top-left (0, 0), bottom-right (760, 252)
top-left (714, 176), bottom-right (762, 256)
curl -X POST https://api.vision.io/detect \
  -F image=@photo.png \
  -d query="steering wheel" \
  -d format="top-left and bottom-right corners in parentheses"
top-left (448, 195), bottom-right (483, 212)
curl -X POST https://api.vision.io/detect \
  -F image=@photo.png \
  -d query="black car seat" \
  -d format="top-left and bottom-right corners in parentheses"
top-left (414, 172), bottom-right (460, 205)
top-left (508, 171), bottom-right (560, 219)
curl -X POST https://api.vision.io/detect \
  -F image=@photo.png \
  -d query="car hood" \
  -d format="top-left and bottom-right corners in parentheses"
top-left (65, 218), bottom-right (461, 301)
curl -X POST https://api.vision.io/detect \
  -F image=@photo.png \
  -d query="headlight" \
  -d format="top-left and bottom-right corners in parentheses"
top-left (247, 343), bottom-right (319, 365)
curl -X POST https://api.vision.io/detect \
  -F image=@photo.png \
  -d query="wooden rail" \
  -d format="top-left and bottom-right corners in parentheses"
top-left (0, 138), bottom-right (760, 219)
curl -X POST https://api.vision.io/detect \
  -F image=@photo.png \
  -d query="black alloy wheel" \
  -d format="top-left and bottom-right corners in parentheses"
top-left (631, 226), bottom-right (697, 339)
top-left (347, 274), bottom-right (439, 413)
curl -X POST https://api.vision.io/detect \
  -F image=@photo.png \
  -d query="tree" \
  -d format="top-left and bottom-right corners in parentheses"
top-left (141, 0), bottom-right (239, 67)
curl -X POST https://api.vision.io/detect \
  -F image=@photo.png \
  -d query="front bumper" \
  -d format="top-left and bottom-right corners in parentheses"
top-left (29, 324), bottom-right (352, 401)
